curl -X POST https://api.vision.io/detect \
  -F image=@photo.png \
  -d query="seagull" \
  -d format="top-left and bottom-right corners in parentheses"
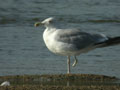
top-left (34, 17), bottom-right (120, 74)
top-left (0, 81), bottom-right (10, 86)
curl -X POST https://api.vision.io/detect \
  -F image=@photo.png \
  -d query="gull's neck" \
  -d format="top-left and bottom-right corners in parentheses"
top-left (45, 24), bottom-right (56, 31)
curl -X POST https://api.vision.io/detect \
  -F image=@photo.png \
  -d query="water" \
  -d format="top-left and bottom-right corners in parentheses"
top-left (0, 0), bottom-right (120, 78)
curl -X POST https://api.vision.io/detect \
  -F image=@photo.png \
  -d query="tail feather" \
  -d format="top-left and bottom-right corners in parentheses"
top-left (96, 36), bottom-right (120, 48)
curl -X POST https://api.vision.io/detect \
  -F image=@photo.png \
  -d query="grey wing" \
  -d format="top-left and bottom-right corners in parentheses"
top-left (91, 33), bottom-right (108, 44)
top-left (54, 29), bottom-right (97, 50)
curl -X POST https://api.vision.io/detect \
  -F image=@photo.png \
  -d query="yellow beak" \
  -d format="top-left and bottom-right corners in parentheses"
top-left (34, 22), bottom-right (42, 27)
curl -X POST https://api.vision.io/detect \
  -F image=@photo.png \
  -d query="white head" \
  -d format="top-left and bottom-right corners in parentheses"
top-left (34, 17), bottom-right (54, 28)
top-left (41, 17), bottom-right (54, 24)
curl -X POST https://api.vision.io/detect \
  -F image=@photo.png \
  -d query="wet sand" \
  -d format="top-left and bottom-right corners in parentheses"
top-left (0, 74), bottom-right (120, 90)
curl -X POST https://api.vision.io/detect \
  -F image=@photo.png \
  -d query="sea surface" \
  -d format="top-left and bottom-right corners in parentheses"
top-left (0, 0), bottom-right (120, 78)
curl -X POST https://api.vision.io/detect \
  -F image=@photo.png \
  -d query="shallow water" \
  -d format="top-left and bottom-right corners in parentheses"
top-left (0, 0), bottom-right (120, 78)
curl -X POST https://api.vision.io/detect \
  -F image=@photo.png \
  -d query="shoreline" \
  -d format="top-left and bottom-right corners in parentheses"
top-left (0, 74), bottom-right (120, 90)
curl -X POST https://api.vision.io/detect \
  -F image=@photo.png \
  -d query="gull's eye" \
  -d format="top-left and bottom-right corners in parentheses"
top-left (49, 20), bottom-right (53, 23)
